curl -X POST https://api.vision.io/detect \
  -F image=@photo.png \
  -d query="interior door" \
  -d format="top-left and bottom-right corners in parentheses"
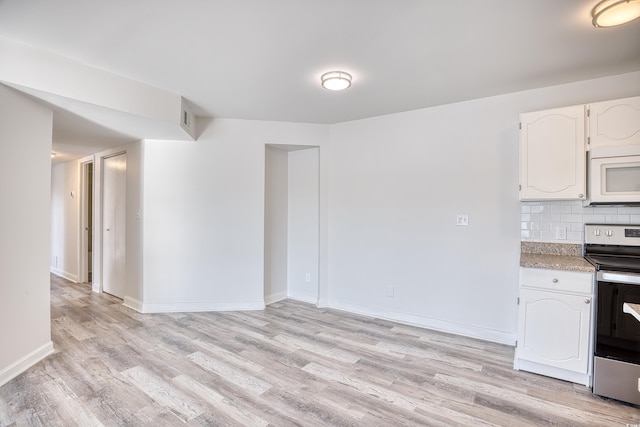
top-left (102, 153), bottom-right (126, 298)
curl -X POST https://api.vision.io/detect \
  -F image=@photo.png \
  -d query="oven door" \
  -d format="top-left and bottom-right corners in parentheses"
top-left (594, 273), bottom-right (640, 404)
top-left (590, 155), bottom-right (640, 204)
top-left (596, 274), bottom-right (640, 363)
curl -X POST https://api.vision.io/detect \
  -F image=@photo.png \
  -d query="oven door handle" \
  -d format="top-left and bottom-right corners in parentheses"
top-left (598, 271), bottom-right (640, 285)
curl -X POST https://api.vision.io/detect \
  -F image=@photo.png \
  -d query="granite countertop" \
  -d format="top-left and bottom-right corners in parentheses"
top-left (520, 242), bottom-right (595, 273)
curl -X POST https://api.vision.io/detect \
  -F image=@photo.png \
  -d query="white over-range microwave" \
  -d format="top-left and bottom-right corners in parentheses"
top-left (589, 145), bottom-right (640, 204)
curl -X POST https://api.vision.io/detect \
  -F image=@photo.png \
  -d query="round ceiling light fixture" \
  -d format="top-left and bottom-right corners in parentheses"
top-left (321, 71), bottom-right (352, 91)
top-left (592, 0), bottom-right (640, 27)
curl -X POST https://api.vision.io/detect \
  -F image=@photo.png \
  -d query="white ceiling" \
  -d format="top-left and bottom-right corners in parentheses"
top-left (0, 0), bottom-right (639, 158)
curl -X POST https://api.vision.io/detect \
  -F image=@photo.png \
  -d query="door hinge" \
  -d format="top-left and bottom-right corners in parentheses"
top-left (518, 122), bottom-right (521, 130)
top-left (519, 184), bottom-right (522, 191)
top-left (515, 340), bottom-right (518, 348)
top-left (587, 108), bottom-right (590, 117)
top-left (517, 297), bottom-right (520, 305)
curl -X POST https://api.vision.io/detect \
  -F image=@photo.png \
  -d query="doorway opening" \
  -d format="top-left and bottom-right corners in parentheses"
top-left (79, 159), bottom-right (94, 284)
top-left (264, 145), bottom-right (320, 306)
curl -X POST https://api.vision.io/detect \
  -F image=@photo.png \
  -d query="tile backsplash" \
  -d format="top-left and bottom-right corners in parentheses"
top-left (521, 201), bottom-right (640, 244)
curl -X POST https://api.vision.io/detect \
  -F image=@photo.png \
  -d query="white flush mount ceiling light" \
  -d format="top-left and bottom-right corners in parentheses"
top-left (321, 71), bottom-right (352, 91)
top-left (592, 0), bottom-right (640, 27)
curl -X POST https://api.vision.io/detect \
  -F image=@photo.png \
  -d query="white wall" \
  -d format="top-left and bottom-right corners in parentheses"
top-left (264, 146), bottom-right (289, 304)
top-left (0, 84), bottom-right (54, 386)
top-left (50, 159), bottom-right (80, 281)
top-left (141, 119), bottom-right (328, 312)
top-left (287, 148), bottom-right (320, 304)
top-left (327, 71), bottom-right (640, 344)
top-left (125, 142), bottom-right (144, 304)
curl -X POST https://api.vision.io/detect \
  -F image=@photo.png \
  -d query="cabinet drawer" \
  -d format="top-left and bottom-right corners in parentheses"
top-left (520, 267), bottom-right (592, 294)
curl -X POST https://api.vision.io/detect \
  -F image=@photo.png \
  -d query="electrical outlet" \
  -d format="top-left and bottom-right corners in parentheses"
top-left (386, 286), bottom-right (394, 297)
top-left (305, 273), bottom-right (311, 283)
top-left (456, 214), bottom-right (469, 226)
top-left (556, 227), bottom-right (567, 240)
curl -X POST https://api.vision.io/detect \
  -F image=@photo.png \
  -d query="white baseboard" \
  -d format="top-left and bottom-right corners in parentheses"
top-left (515, 358), bottom-right (591, 387)
top-left (0, 341), bottom-right (55, 387)
top-left (329, 300), bottom-right (516, 346)
top-left (92, 281), bottom-right (101, 293)
top-left (265, 291), bottom-right (287, 306)
top-left (287, 294), bottom-right (318, 305)
top-left (127, 299), bottom-right (266, 314)
top-left (123, 296), bottom-right (143, 312)
top-left (50, 267), bottom-right (78, 283)
top-left (316, 297), bottom-right (329, 308)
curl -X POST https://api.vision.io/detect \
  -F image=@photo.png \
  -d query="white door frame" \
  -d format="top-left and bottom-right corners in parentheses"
top-left (77, 156), bottom-right (94, 284)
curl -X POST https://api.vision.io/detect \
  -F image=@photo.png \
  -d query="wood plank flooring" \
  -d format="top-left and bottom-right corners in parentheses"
top-left (1, 274), bottom-right (638, 426)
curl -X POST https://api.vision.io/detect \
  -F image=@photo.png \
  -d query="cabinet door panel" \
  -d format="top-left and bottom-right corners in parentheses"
top-left (520, 105), bottom-right (586, 200)
top-left (589, 96), bottom-right (640, 149)
top-left (517, 289), bottom-right (590, 373)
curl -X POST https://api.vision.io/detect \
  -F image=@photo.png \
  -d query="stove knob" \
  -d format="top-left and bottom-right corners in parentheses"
top-left (594, 229), bottom-right (601, 237)
top-left (605, 229), bottom-right (613, 237)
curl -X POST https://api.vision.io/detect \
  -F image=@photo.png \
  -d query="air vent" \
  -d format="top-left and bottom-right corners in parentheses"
top-left (180, 98), bottom-right (196, 139)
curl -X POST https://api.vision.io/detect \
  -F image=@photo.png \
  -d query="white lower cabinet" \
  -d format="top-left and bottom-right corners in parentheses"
top-left (514, 268), bottom-right (594, 386)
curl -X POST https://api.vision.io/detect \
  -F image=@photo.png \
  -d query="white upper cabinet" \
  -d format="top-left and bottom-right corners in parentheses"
top-left (519, 105), bottom-right (586, 200)
top-left (589, 96), bottom-right (640, 150)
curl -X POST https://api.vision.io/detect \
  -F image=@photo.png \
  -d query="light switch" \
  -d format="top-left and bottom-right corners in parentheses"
top-left (456, 214), bottom-right (469, 226)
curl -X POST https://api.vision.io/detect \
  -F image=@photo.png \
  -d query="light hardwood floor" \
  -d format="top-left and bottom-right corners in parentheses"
top-left (1, 274), bottom-right (638, 426)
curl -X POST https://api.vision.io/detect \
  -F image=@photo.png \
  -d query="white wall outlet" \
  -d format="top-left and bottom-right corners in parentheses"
top-left (386, 286), bottom-right (394, 297)
top-left (556, 227), bottom-right (567, 240)
top-left (305, 273), bottom-right (311, 283)
top-left (456, 214), bottom-right (469, 226)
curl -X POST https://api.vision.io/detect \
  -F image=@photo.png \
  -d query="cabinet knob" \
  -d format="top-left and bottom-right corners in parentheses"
top-left (578, 194), bottom-right (584, 198)
top-left (585, 299), bottom-right (591, 304)
top-left (552, 278), bottom-right (558, 283)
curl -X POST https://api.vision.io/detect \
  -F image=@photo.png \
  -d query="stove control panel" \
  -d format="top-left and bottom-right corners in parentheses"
top-left (585, 224), bottom-right (640, 246)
